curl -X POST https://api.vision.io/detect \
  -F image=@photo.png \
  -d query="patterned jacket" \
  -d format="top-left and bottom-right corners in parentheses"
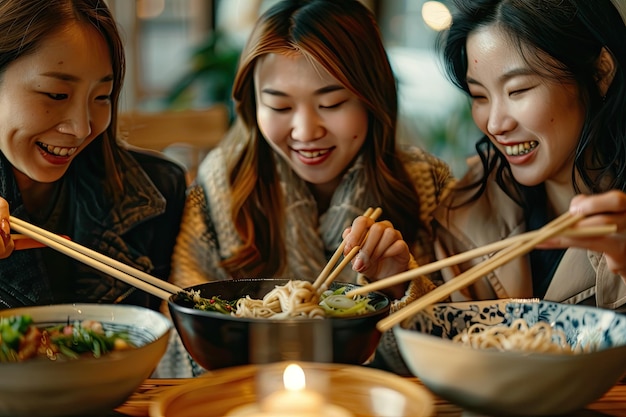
top-left (0, 144), bottom-right (187, 311)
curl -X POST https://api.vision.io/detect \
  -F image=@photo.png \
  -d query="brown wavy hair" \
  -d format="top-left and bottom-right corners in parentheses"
top-left (219, 0), bottom-right (426, 278)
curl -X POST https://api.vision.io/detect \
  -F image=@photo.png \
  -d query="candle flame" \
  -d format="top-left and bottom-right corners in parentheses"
top-left (283, 363), bottom-right (306, 391)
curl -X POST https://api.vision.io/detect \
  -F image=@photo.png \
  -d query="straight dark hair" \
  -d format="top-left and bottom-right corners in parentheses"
top-left (0, 0), bottom-right (127, 200)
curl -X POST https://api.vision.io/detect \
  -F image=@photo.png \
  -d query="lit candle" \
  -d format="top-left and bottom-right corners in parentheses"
top-left (226, 363), bottom-right (354, 417)
top-left (261, 363), bottom-right (324, 415)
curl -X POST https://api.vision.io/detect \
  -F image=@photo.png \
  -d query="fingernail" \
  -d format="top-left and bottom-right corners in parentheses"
top-left (353, 250), bottom-right (369, 272)
top-left (353, 257), bottom-right (364, 271)
top-left (0, 218), bottom-right (9, 245)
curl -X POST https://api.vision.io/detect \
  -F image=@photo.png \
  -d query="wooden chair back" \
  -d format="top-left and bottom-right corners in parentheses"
top-left (119, 105), bottom-right (230, 182)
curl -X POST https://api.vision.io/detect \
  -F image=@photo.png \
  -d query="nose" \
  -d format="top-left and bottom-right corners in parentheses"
top-left (290, 107), bottom-right (325, 142)
top-left (56, 103), bottom-right (92, 139)
top-left (486, 101), bottom-right (516, 137)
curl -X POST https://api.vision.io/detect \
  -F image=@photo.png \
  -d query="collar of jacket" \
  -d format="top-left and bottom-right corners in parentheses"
top-left (0, 148), bottom-right (167, 308)
top-left (73, 147), bottom-right (167, 236)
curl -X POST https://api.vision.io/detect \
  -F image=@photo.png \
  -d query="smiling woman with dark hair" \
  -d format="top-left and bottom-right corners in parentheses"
top-left (431, 0), bottom-right (626, 310)
top-left (0, 0), bottom-right (187, 311)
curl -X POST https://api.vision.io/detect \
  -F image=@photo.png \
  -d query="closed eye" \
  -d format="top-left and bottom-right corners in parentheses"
top-left (47, 93), bottom-right (68, 100)
top-left (509, 88), bottom-right (531, 96)
top-left (320, 100), bottom-right (346, 110)
top-left (268, 106), bottom-right (291, 112)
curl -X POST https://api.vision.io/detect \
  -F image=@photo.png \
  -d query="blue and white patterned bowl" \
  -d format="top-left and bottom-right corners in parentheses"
top-left (0, 303), bottom-right (172, 417)
top-left (393, 299), bottom-right (626, 416)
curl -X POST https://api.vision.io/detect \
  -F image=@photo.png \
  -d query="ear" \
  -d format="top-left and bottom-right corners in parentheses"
top-left (596, 47), bottom-right (616, 97)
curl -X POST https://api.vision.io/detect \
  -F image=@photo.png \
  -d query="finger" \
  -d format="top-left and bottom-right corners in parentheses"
top-left (351, 222), bottom-right (391, 272)
top-left (343, 216), bottom-right (375, 252)
top-left (0, 218), bottom-right (10, 247)
top-left (570, 191), bottom-right (626, 217)
top-left (0, 221), bottom-right (13, 260)
top-left (358, 221), bottom-right (401, 261)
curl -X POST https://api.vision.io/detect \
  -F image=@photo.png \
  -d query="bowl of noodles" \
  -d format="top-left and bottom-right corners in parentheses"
top-left (0, 303), bottom-right (171, 417)
top-left (393, 299), bottom-right (626, 416)
top-left (168, 278), bottom-right (391, 370)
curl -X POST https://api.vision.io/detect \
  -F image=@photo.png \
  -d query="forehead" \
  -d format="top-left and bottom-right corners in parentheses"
top-left (254, 52), bottom-right (337, 87)
top-left (14, 22), bottom-right (112, 77)
top-left (466, 26), bottom-right (522, 66)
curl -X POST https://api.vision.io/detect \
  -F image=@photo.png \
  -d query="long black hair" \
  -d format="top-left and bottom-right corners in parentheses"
top-left (438, 0), bottom-right (626, 208)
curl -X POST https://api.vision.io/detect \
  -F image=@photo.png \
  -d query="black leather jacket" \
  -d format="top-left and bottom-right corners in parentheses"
top-left (0, 145), bottom-right (187, 311)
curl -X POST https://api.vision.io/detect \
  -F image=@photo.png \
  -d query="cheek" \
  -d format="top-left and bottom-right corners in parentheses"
top-left (256, 109), bottom-right (283, 146)
top-left (471, 105), bottom-right (488, 133)
top-left (91, 108), bottom-right (112, 138)
top-left (342, 107), bottom-right (369, 142)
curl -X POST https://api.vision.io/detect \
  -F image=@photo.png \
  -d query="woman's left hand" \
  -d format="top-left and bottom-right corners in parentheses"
top-left (542, 190), bottom-right (626, 279)
top-left (342, 215), bottom-right (411, 298)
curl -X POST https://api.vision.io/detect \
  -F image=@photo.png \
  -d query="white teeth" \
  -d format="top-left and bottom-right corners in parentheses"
top-left (298, 149), bottom-right (330, 158)
top-left (505, 141), bottom-right (538, 156)
top-left (40, 142), bottom-right (78, 157)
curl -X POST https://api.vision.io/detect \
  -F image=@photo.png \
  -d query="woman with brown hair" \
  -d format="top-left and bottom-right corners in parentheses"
top-left (161, 0), bottom-right (454, 377)
top-left (172, 0), bottom-right (453, 300)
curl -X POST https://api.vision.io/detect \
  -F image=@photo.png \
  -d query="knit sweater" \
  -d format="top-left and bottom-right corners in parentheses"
top-left (171, 144), bottom-right (453, 290)
top-left (155, 144), bottom-right (454, 377)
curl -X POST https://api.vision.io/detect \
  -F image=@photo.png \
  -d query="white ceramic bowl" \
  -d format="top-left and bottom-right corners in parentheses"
top-left (0, 303), bottom-right (172, 417)
top-left (393, 299), bottom-right (626, 416)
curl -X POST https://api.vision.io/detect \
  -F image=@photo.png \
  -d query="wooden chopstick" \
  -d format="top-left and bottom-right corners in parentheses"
top-left (312, 207), bottom-right (382, 292)
top-left (375, 212), bottom-right (585, 333)
top-left (312, 207), bottom-right (374, 290)
top-left (345, 223), bottom-right (616, 298)
top-left (318, 207), bottom-right (383, 292)
top-left (9, 216), bottom-right (183, 301)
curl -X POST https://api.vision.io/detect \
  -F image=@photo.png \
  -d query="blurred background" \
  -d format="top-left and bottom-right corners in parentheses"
top-left (106, 0), bottom-right (483, 178)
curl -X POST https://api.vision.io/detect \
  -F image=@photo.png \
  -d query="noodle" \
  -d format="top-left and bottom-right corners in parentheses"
top-left (234, 280), bottom-right (325, 319)
top-left (452, 319), bottom-right (584, 354)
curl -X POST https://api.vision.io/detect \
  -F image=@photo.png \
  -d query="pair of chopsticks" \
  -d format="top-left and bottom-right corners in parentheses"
top-left (364, 212), bottom-right (615, 332)
top-left (312, 207), bottom-right (382, 294)
top-left (8, 215), bottom-right (185, 301)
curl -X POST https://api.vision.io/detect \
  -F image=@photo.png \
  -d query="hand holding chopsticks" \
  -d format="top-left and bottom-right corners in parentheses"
top-left (374, 212), bottom-right (609, 332)
top-left (312, 207), bottom-right (382, 294)
top-left (345, 222), bottom-right (617, 298)
top-left (9, 215), bottom-right (185, 301)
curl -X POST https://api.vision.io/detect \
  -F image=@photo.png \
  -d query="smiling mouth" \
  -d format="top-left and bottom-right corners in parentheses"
top-left (295, 148), bottom-right (331, 158)
top-left (504, 141), bottom-right (538, 156)
top-left (37, 142), bottom-right (78, 157)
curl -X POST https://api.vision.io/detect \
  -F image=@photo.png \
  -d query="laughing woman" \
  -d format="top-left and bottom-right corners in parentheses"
top-left (0, 0), bottom-right (186, 310)
top-left (432, 0), bottom-right (626, 310)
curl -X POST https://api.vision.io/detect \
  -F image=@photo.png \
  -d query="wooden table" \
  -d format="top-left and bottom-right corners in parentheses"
top-left (113, 377), bottom-right (626, 417)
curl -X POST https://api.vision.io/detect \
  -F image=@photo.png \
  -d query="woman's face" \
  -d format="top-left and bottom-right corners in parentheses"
top-left (254, 52), bottom-right (368, 194)
top-left (0, 22), bottom-right (113, 187)
top-left (466, 25), bottom-right (585, 187)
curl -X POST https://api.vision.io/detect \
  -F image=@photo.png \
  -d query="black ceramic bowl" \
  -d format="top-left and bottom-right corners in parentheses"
top-left (168, 279), bottom-right (391, 370)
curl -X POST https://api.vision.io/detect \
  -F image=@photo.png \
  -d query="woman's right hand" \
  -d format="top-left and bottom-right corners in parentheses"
top-left (0, 198), bottom-right (14, 259)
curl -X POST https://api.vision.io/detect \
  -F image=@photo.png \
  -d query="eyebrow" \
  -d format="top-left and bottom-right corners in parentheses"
top-left (41, 71), bottom-right (114, 83)
top-left (466, 67), bottom-right (534, 86)
top-left (261, 84), bottom-right (345, 97)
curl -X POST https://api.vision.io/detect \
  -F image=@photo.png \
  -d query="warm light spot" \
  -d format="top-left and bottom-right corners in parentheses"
top-left (283, 363), bottom-right (306, 391)
top-left (137, 0), bottom-right (165, 19)
top-left (422, 1), bottom-right (452, 31)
